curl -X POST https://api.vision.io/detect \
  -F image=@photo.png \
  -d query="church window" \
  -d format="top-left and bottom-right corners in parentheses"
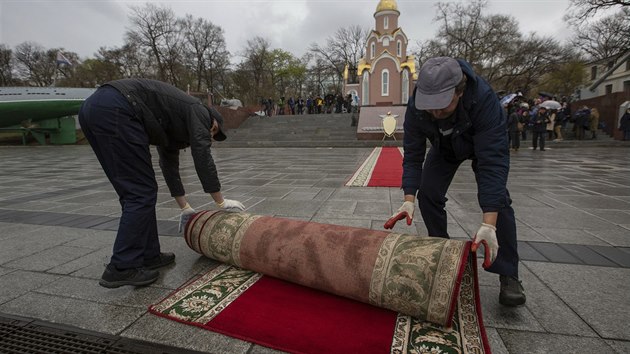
top-left (382, 69), bottom-right (389, 96)
top-left (397, 41), bottom-right (402, 57)
top-left (384, 17), bottom-right (389, 30)
top-left (402, 69), bottom-right (409, 104)
top-left (362, 71), bottom-right (370, 105)
top-left (371, 42), bottom-right (375, 59)
top-left (384, 38), bottom-right (390, 47)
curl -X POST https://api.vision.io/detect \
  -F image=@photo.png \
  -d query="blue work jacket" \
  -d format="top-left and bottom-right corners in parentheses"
top-left (401, 59), bottom-right (510, 213)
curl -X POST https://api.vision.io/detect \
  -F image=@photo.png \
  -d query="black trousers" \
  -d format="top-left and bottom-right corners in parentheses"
top-left (78, 86), bottom-right (161, 269)
top-left (532, 131), bottom-right (545, 150)
top-left (417, 148), bottom-right (520, 277)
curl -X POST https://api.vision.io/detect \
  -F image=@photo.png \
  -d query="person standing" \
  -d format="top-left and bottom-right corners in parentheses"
top-left (553, 107), bottom-right (565, 141)
top-left (532, 106), bottom-right (550, 151)
top-left (620, 108), bottom-right (630, 141)
top-left (589, 107), bottom-right (600, 139)
top-left (574, 106), bottom-right (590, 140)
top-left (79, 79), bottom-right (245, 288)
top-left (507, 107), bottom-right (521, 151)
top-left (384, 57), bottom-right (525, 306)
top-left (288, 96), bottom-right (295, 115)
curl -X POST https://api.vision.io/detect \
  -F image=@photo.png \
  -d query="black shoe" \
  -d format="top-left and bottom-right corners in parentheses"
top-left (499, 275), bottom-right (526, 306)
top-left (540, 149), bottom-right (546, 151)
top-left (143, 252), bottom-right (175, 270)
top-left (99, 264), bottom-right (159, 288)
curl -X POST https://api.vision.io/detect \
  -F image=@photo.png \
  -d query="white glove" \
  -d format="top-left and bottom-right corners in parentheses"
top-left (178, 204), bottom-right (196, 233)
top-left (217, 199), bottom-right (245, 212)
top-left (471, 223), bottom-right (499, 269)
top-left (384, 201), bottom-right (415, 229)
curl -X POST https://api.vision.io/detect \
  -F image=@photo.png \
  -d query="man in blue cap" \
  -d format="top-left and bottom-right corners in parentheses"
top-left (384, 57), bottom-right (525, 306)
top-left (79, 79), bottom-right (245, 288)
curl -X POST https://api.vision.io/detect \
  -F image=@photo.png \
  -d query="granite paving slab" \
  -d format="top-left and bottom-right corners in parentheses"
top-left (524, 261), bottom-right (630, 340)
top-left (122, 314), bottom-right (253, 354)
top-left (0, 292), bottom-right (147, 335)
top-left (498, 330), bottom-right (616, 353)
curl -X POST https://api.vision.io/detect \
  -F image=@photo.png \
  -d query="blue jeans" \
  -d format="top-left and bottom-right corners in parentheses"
top-left (417, 148), bottom-right (520, 278)
top-left (78, 86), bottom-right (161, 269)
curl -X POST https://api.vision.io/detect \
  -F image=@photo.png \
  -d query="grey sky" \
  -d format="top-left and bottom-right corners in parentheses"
top-left (1, 0), bottom-right (574, 61)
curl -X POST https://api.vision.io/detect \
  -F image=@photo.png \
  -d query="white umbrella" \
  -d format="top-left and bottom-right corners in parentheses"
top-left (540, 100), bottom-right (562, 110)
top-left (500, 93), bottom-right (517, 106)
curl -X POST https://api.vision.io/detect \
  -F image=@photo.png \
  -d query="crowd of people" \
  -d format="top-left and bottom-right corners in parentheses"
top-left (260, 93), bottom-right (358, 117)
top-left (504, 96), bottom-right (606, 152)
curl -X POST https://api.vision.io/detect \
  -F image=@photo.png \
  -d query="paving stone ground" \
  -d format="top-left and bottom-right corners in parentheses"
top-left (0, 132), bottom-right (629, 353)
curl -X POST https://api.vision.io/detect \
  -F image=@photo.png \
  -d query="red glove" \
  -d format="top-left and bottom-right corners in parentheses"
top-left (384, 201), bottom-right (415, 229)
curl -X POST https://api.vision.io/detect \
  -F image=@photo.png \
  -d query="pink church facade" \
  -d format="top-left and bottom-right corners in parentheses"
top-left (344, 0), bottom-right (417, 107)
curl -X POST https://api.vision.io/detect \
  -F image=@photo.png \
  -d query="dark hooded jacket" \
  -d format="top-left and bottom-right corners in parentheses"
top-left (104, 78), bottom-right (222, 196)
top-left (402, 59), bottom-right (510, 213)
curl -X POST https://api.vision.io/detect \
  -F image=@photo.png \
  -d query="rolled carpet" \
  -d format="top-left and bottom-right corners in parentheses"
top-left (182, 210), bottom-right (470, 327)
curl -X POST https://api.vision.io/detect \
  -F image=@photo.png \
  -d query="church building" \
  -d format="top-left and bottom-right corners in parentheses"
top-left (344, 0), bottom-right (417, 107)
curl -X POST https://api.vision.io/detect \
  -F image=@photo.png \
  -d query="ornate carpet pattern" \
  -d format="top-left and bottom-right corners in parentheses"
top-left (152, 211), bottom-right (490, 353)
top-left (345, 147), bottom-right (404, 187)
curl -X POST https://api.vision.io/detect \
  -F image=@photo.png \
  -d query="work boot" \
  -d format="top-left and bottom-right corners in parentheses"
top-left (499, 275), bottom-right (526, 306)
top-left (99, 264), bottom-right (159, 288)
top-left (144, 252), bottom-right (176, 270)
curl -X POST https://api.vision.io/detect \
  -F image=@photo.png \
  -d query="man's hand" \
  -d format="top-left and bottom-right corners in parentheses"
top-left (471, 223), bottom-right (499, 269)
top-left (384, 201), bottom-right (415, 229)
top-left (218, 199), bottom-right (245, 212)
top-left (178, 205), bottom-right (196, 233)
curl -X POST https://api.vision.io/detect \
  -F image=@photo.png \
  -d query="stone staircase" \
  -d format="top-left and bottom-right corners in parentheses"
top-left (216, 113), bottom-right (627, 148)
top-left (218, 113), bottom-right (402, 148)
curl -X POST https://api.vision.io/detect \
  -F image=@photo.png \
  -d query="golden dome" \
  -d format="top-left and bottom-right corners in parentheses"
top-left (375, 0), bottom-right (399, 13)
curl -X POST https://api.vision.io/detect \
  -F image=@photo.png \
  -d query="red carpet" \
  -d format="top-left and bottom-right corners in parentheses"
top-left (346, 147), bottom-right (403, 187)
top-left (208, 276), bottom-right (396, 354)
top-left (152, 212), bottom-right (491, 353)
top-left (150, 263), bottom-right (491, 354)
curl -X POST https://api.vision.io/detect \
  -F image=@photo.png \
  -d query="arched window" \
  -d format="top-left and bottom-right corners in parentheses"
top-left (402, 69), bottom-right (409, 104)
top-left (384, 16), bottom-right (389, 30)
top-left (383, 38), bottom-right (390, 47)
top-left (382, 69), bottom-right (389, 96)
top-left (362, 71), bottom-right (370, 105)
top-left (397, 40), bottom-right (402, 57)
top-left (370, 42), bottom-right (375, 59)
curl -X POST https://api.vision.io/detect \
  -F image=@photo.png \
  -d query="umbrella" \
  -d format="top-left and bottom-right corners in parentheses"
top-left (540, 100), bottom-right (562, 110)
top-left (500, 93), bottom-right (517, 106)
top-left (538, 91), bottom-right (553, 99)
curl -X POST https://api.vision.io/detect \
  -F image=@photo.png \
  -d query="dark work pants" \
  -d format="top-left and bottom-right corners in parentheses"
top-left (510, 131), bottom-right (520, 149)
top-left (532, 131), bottom-right (545, 150)
top-left (417, 148), bottom-right (519, 278)
top-left (78, 86), bottom-right (160, 269)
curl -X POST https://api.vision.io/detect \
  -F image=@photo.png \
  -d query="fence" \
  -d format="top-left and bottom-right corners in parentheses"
top-left (571, 92), bottom-right (630, 140)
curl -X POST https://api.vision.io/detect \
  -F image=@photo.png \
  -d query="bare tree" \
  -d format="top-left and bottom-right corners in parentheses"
top-left (96, 43), bottom-right (153, 79)
top-left (423, 0), bottom-right (522, 74)
top-left (232, 37), bottom-right (273, 104)
top-left (126, 3), bottom-right (181, 83)
top-left (309, 25), bottom-right (369, 89)
top-left (571, 8), bottom-right (630, 60)
top-left (536, 59), bottom-right (588, 98)
top-left (13, 42), bottom-right (58, 86)
top-left (565, 0), bottom-right (629, 24)
top-left (416, 0), bottom-right (569, 94)
top-left (496, 36), bottom-right (571, 94)
top-left (0, 44), bottom-right (15, 85)
top-left (178, 14), bottom-right (229, 92)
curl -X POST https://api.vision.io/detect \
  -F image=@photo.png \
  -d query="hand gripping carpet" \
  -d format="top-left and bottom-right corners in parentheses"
top-left (345, 147), bottom-right (403, 187)
top-left (150, 211), bottom-right (491, 354)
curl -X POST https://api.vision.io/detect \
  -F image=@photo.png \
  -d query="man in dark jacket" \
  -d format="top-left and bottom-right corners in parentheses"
top-left (384, 57), bottom-right (525, 306)
top-left (79, 79), bottom-right (245, 288)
